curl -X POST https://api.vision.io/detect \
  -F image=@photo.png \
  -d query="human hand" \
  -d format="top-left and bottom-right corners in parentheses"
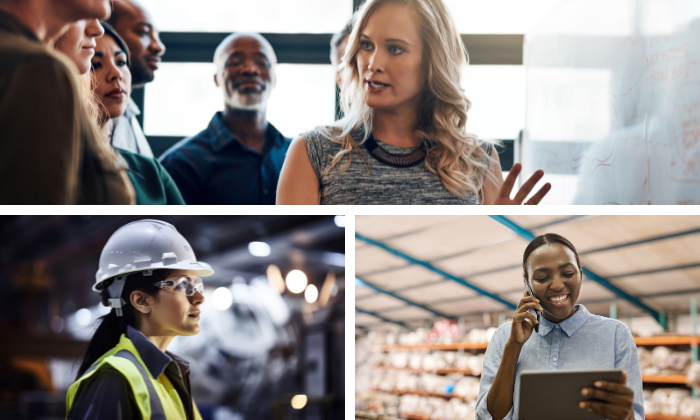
top-left (507, 291), bottom-right (543, 347)
top-left (579, 371), bottom-right (635, 420)
top-left (494, 163), bottom-right (551, 205)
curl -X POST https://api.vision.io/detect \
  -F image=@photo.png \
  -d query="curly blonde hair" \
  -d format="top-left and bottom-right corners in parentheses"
top-left (323, 0), bottom-right (499, 198)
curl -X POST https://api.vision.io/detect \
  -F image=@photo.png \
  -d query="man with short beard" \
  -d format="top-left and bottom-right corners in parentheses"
top-left (160, 33), bottom-right (291, 205)
top-left (105, 0), bottom-right (165, 157)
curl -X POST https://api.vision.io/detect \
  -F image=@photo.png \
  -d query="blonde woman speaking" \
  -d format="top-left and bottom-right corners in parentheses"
top-left (277, 0), bottom-right (551, 205)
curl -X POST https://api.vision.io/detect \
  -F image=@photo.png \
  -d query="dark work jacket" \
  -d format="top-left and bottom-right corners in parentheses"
top-left (68, 326), bottom-right (195, 420)
top-left (0, 10), bottom-right (134, 205)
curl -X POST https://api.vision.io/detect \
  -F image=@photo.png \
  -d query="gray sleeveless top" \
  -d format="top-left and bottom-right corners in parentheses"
top-left (303, 126), bottom-right (493, 205)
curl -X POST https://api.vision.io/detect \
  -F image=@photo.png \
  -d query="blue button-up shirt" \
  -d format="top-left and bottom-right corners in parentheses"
top-left (476, 305), bottom-right (644, 420)
top-left (159, 112), bottom-right (291, 205)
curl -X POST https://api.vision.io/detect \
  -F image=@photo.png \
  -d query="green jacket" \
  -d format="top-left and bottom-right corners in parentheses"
top-left (116, 148), bottom-right (185, 205)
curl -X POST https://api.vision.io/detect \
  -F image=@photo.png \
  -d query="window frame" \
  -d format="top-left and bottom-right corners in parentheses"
top-left (138, 19), bottom-right (523, 167)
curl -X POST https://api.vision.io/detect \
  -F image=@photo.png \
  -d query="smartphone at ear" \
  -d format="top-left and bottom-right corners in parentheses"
top-left (525, 283), bottom-right (540, 333)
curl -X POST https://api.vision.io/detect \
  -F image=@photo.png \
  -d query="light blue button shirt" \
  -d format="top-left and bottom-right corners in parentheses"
top-left (476, 304), bottom-right (644, 420)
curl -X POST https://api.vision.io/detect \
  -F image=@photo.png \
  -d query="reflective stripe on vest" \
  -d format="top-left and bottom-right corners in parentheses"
top-left (66, 335), bottom-right (201, 420)
top-left (113, 349), bottom-right (167, 420)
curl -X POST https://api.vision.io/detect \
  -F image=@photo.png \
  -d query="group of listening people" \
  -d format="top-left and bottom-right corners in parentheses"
top-left (1, 0), bottom-right (552, 205)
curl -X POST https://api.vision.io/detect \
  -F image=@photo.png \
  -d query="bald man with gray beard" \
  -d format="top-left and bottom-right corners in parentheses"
top-left (159, 33), bottom-right (291, 205)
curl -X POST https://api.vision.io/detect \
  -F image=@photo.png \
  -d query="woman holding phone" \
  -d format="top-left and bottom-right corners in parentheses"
top-left (476, 233), bottom-right (644, 420)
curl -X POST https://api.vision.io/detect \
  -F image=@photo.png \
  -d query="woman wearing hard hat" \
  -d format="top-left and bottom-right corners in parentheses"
top-left (65, 219), bottom-right (214, 420)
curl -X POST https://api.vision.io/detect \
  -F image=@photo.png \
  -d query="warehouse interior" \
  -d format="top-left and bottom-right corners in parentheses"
top-left (0, 215), bottom-right (345, 420)
top-left (355, 215), bottom-right (700, 420)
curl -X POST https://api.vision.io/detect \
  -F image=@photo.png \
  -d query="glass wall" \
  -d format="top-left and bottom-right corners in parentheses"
top-left (139, 0), bottom-right (570, 157)
top-left (144, 63), bottom-right (335, 139)
top-left (140, 0), bottom-right (353, 33)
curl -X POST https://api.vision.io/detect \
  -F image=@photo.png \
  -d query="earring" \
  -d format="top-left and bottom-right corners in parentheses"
top-left (144, 307), bottom-right (150, 312)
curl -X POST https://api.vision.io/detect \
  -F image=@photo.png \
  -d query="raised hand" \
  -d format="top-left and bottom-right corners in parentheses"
top-left (495, 163), bottom-right (551, 205)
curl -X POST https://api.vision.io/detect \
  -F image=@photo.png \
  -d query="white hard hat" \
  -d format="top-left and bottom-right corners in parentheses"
top-left (95, 219), bottom-right (214, 291)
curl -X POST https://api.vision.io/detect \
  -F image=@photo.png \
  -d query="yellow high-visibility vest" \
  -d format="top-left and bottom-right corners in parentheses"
top-left (66, 334), bottom-right (203, 420)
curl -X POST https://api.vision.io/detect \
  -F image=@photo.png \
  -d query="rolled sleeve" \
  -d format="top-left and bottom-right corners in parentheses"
top-left (67, 366), bottom-right (139, 420)
top-left (477, 324), bottom-right (513, 420)
top-left (614, 324), bottom-right (645, 420)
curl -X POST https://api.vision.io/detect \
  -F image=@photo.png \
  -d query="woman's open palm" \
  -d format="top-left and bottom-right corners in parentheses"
top-left (495, 163), bottom-right (551, 205)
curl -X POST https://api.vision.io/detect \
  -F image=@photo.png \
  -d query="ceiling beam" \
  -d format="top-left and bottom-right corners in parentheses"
top-left (355, 279), bottom-right (448, 302)
top-left (359, 219), bottom-right (700, 283)
top-left (355, 233), bottom-right (517, 310)
top-left (529, 215), bottom-right (597, 230)
top-left (355, 278), bottom-right (453, 319)
top-left (490, 215), bottom-right (662, 324)
top-left (355, 307), bottom-right (412, 329)
top-left (610, 262), bottom-right (700, 279)
top-left (579, 227), bottom-right (700, 255)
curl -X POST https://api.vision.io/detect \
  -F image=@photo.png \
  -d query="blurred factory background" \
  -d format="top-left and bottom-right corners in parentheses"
top-left (0, 215), bottom-right (345, 420)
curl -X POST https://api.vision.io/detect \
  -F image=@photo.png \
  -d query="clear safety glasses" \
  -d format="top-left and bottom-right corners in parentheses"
top-left (154, 276), bottom-right (204, 296)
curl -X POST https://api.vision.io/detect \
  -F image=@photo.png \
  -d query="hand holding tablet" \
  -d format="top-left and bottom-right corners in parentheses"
top-left (519, 369), bottom-right (633, 420)
top-left (579, 370), bottom-right (635, 420)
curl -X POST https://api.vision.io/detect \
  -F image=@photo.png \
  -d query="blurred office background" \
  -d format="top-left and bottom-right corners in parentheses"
top-left (135, 0), bottom-right (566, 169)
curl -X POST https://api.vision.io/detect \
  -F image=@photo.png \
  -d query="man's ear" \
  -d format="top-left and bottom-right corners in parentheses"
top-left (214, 73), bottom-right (220, 87)
top-left (130, 291), bottom-right (153, 314)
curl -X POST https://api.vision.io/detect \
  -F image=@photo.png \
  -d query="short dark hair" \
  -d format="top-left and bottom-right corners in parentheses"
top-left (522, 233), bottom-right (582, 283)
top-left (105, 6), bottom-right (128, 29)
top-left (99, 21), bottom-right (131, 67)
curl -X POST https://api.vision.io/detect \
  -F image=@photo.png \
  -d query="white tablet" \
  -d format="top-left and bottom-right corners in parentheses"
top-left (518, 369), bottom-right (624, 420)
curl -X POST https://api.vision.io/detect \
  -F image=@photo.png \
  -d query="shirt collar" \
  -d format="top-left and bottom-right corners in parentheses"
top-left (126, 325), bottom-right (188, 378)
top-left (124, 97), bottom-right (141, 119)
top-left (537, 304), bottom-right (590, 338)
top-left (0, 9), bottom-right (40, 41)
top-left (208, 111), bottom-right (285, 154)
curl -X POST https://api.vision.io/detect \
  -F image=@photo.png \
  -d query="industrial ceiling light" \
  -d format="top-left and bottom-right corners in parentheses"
top-left (334, 215), bottom-right (345, 227)
top-left (319, 271), bottom-right (336, 306)
top-left (266, 264), bottom-right (286, 294)
top-left (286, 270), bottom-right (307, 293)
top-left (212, 287), bottom-right (233, 311)
top-left (322, 251), bottom-right (345, 267)
top-left (291, 394), bottom-right (307, 409)
top-left (304, 284), bottom-right (318, 303)
top-left (248, 241), bottom-right (271, 257)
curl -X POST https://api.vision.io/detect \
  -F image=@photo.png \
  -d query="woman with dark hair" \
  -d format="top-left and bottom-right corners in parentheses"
top-left (66, 219), bottom-right (213, 420)
top-left (476, 233), bottom-right (644, 420)
top-left (88, 22), bottom-right (185, 205)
